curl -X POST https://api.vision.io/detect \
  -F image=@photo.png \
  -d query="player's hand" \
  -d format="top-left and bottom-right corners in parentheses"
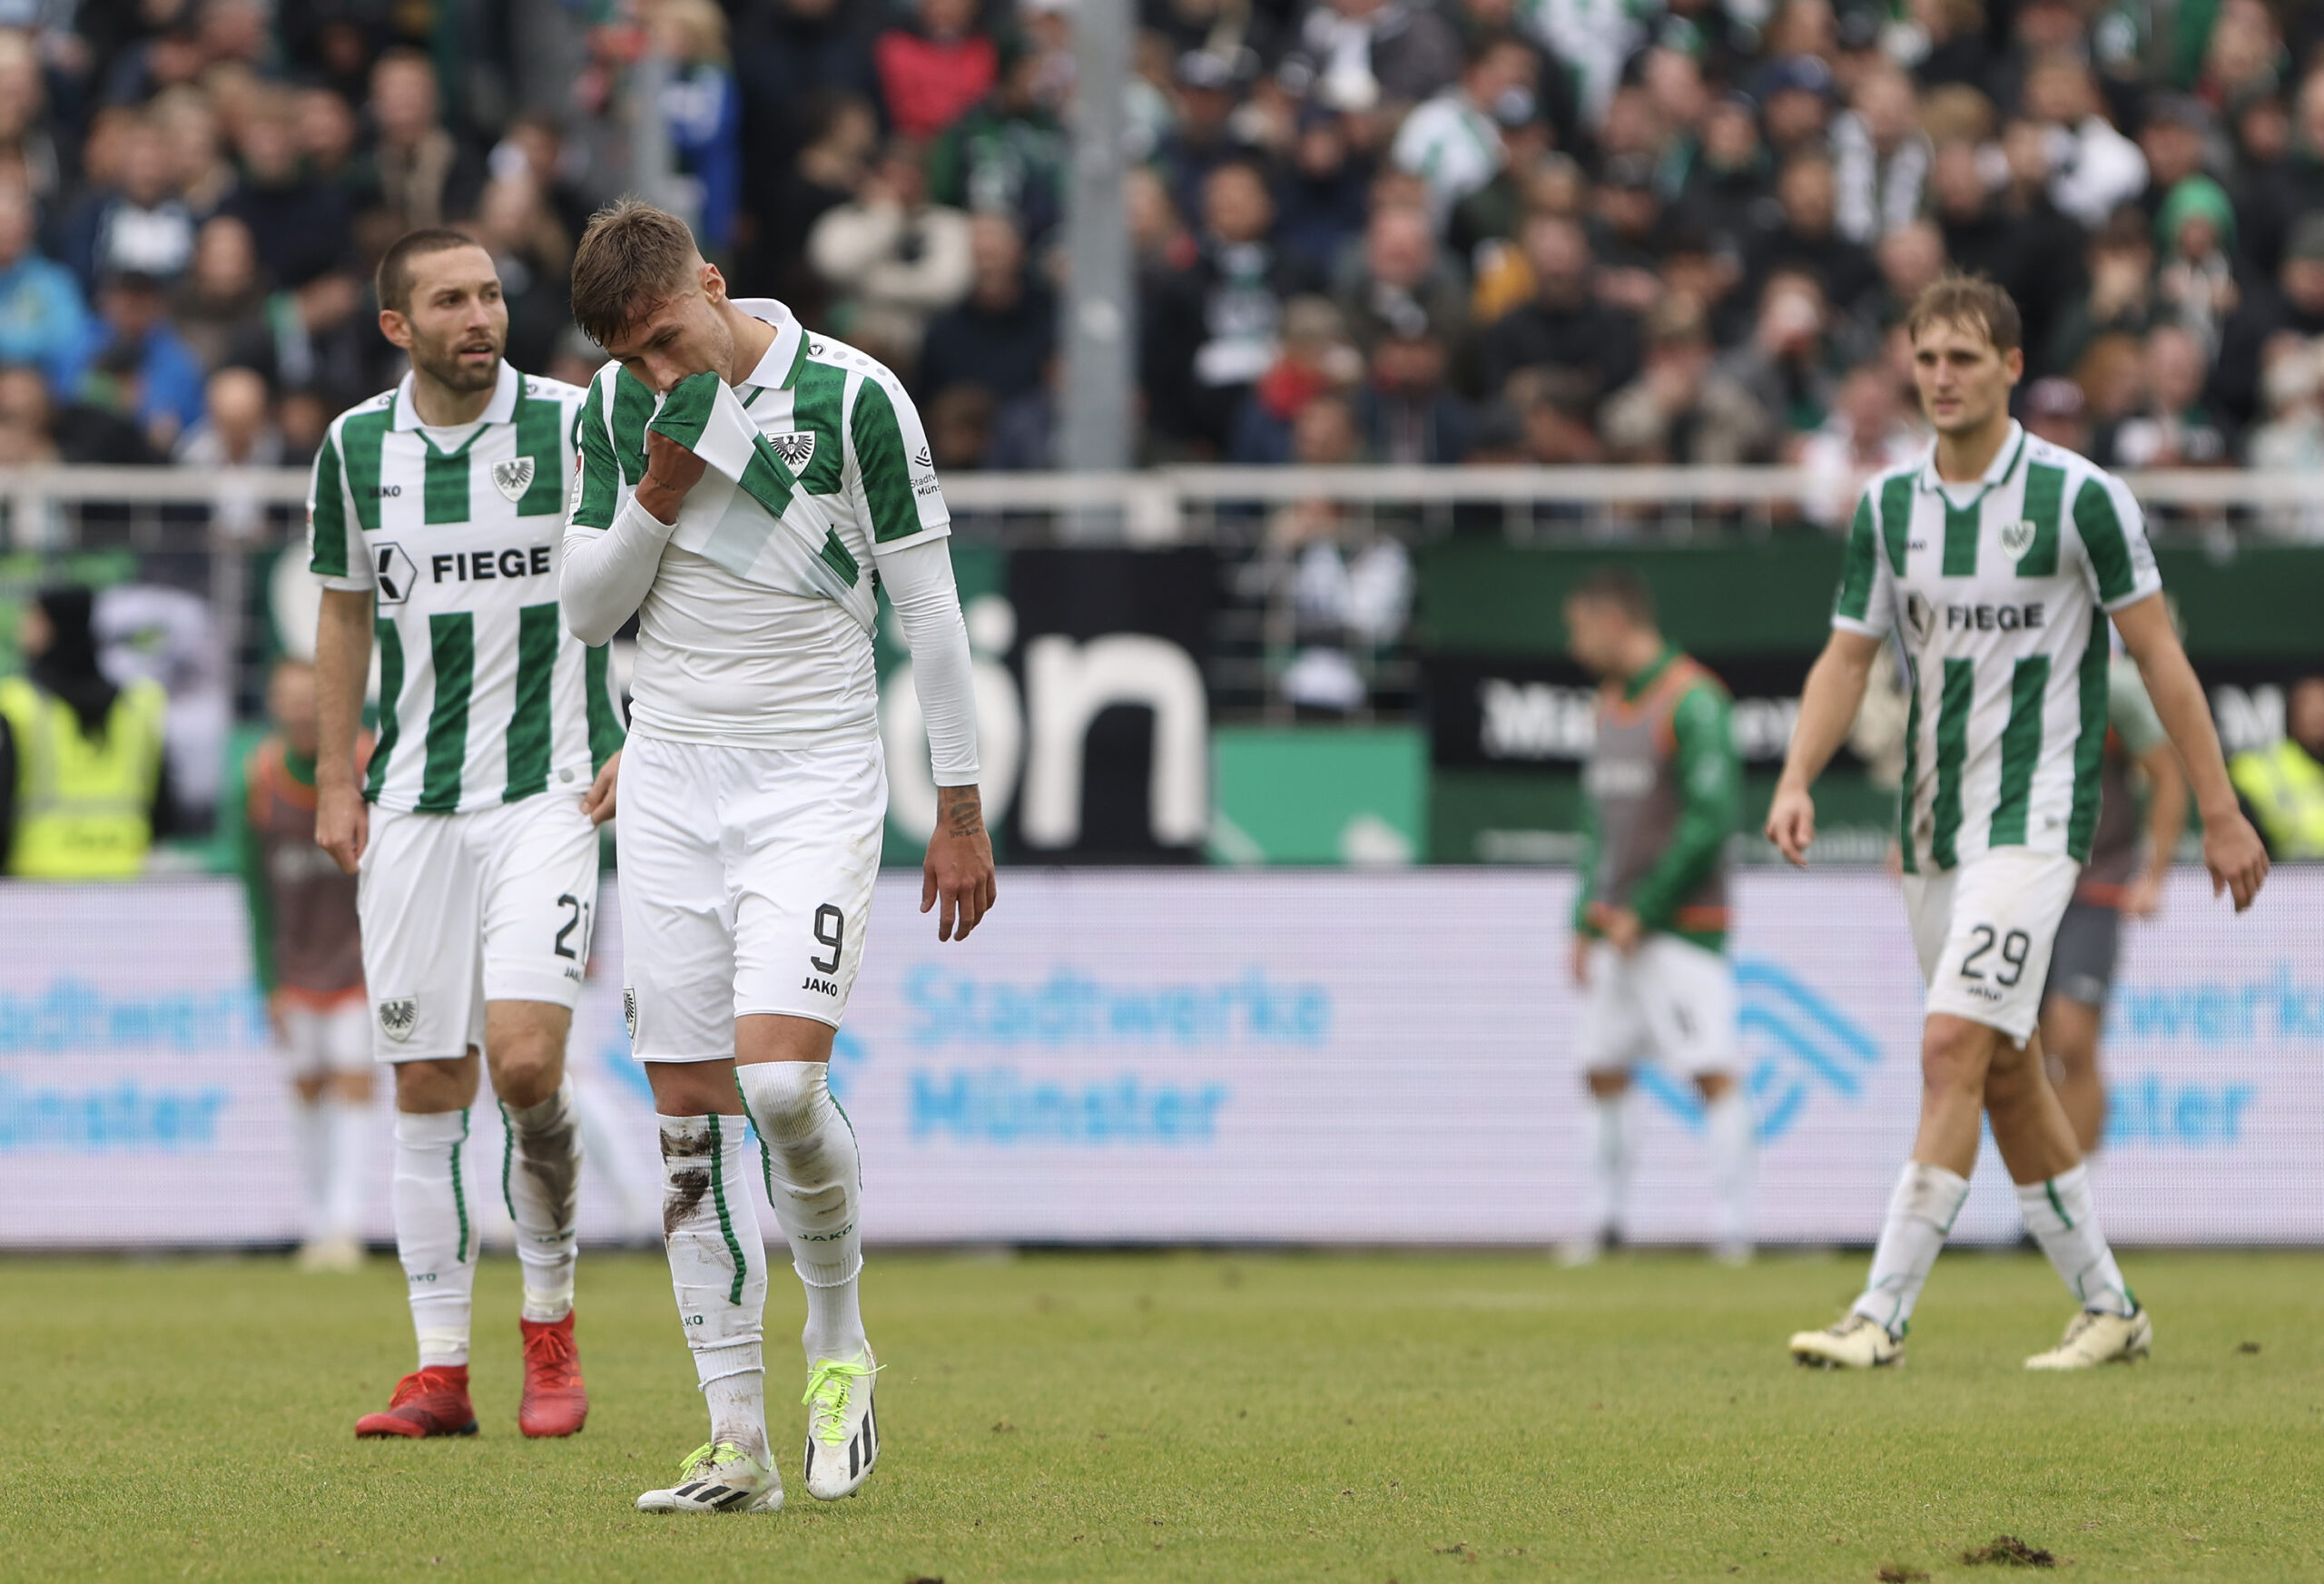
top-left (1570, 935), bottom-right (1590, 986)
top-left (316, 778), bottom-right (368, 875)
top-left (2201, 807), bottom-right (2270, 912)
top-left (1764, 782), bottom-right (1816, 868)
top-left (582, 750), bottom-right (621, 825)
top-left (2120, 871), bottom-right (2164, 920)
top-left (637, 429), bottom-right (709, 524)
top-left (1601, 906), bottom-right (1643, 956)
top-left (921, 784), bottom-right (997, 942)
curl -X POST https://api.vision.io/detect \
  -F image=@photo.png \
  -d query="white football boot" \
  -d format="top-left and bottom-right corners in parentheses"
top-left (2024, 1307), bottom-right (2152, 1370)
top-left (800, 1353), bottom-right (881, 1500)
top-left (1789, 1312), bottom-right (1905, 1368)
top-left (635, 1441), bottom-right (783, 1514)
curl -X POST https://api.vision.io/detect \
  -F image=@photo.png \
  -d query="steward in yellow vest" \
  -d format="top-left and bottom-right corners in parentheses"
top-left (2230, 677), bottom-right (2324, 860)
top-left (0, 586), bottom-right (173, 879)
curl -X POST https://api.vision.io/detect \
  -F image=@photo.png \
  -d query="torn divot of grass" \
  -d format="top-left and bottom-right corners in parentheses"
top-left (1961, 1535), bottom-right (2057, 1568)
top-left (1876, 1565), bottom-right (1930, 1581)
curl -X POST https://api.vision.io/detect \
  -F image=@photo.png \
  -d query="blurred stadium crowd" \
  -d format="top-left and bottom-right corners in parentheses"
top-left (2, 0), bottom-right (2323, 507)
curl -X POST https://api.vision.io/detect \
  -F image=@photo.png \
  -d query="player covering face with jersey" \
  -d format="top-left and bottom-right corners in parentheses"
top-left (1767, 274), bottom-right (2267, 1371)
top-left (560, 200), bottom-right (993, 1513)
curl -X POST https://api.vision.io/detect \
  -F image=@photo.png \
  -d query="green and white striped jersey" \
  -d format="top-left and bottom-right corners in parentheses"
top-left (1831, 422), bottom-right (2162, 874)
top-left (307, 361), bottom-right (625, 813)
top-left (568, 299), bottom-right (949, 748)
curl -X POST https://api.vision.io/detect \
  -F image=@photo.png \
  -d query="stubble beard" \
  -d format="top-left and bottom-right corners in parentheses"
top-left (416, 337), bottom-right (502, 395)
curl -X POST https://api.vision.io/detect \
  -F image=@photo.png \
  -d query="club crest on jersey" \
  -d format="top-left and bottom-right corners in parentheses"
top-left (1999, 518), bottom-right (2038, 559)
top-left (622, 988), bottom-right (637, 1039)
top-left (378, 998), bottom-right (419, 1042)
top-left (492, 457), bottom-right (537, 501)
top-left (767, 431), bottom-right (815, 470)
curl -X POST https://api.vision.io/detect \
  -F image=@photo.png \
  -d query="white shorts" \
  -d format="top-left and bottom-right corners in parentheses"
top-left (357, 795), bottom-right (600, 1062)
top-left (616, 733), bottom-right (886, 1061)
top-left (1575, 935), bottom-right (1739, 1078)
top-left (278, 998), bottom-right (371, 1079)
top-left (1900, 847), bottom-right (2081, 1043)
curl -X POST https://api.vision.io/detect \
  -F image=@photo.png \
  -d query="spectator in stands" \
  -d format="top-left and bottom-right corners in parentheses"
top-left (1484, 212), bottom-right (1639, 412)
top-left (1275, 107), bottom-right (1374, 280)
top-left (929, 31), bottom-right (1069, 249)
top-left (54, 270), bottom-right (204, 452)
top-left (1128, 165), bottom-right (1196, 280)
top-left (653, 0), bottom-right (743, 260)
top-left (1831, 63), bottom-right (1929, 247)
top-left (66, 110), bottom-right (196, 288)
top-left (874, 0), bottom-right (997, 142)
top-left (919, 212), bottom-right (1054, 415)
top-left (1228, 294), bottom-right (1364, 464)
top-left (1153, 48), bottom-right (1260, 229)
top-left (355, 51), bottom-right (482, 246)
top-left (734, 0), bottom-right (881, 167)
top-left (1354, 320), bottom-right (1473, 464)
top-left (1718, 267), bottom-right (1842, 437)
top-left (1589, 154), bottom-right (1669, 316)
top-left (0, 585), bottom-right (175, 879)
top-left (1601, 293), bottom-right (1776, 466)
top-left (1753, 54), bottom-right (1836, 162)
top-left (222, 89), bottom-right (354, 294)
top-left (1676, 92), bottom-right (1774, 262)
top-left (0, 32), bottom-right (61, 215)
top-left (2043, 208), bottom-right (2158, 379)
top-left (2021, 54), bottom-right (2148, 230)
top-left (0, 184), bottom-right (88, 380)
top-left (173, 365), bottom-right (283, 467)
top-left (2153, 176), bottom-right (2240, 359)
top-left (2239, 69), bottom-right (2324, 281)
top-left (468, 172), bottom-right (573, 378)
top-left (2211, 212), bottom-right (2324, 430)
top-left (296, 85), bottom-right (362, 194)
top-left (809, 137), bottom-right (973, 380)
top-left (1281, 0), bottom-right (1462, 117)
top-left (2246, 347), bottom-right (2324, 536)
top-left (2021, 374), bottom-right (2092, 453)
top-left (1334, 200), bottom-right (1469, 362)
top-left (154, 84), bottom-right (237, 219)
top-left (1799, 359), bottom-right (1924, 526)
top-left (1866, 217), bottom-right (1946, 335)
top-left (2134, 93), bottom-right (2217, 230)
top-left (759, 91), bottom-right (879, 316)
top-left (1746, 150), bottom-right (1878, 324)
top-left (1389, 33), bottom-right (1536, 234)
top-left (224, 267), bottom-right (380, 420)
top-left (2230, 674), bottom-right (2324, 858)
top-left (2098, 321), bottom-right (2231, 469)
top-left (171, 216), bottom-right (268, 372)
top-left (1147, 160), bottom-right (1317, 455)
top-left (490, 113), bottom-right (596, 252)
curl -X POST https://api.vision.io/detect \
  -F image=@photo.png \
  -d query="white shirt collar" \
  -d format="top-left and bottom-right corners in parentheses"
top-left (392, 359), bottom-right (522, 432)
top-left (731, 298), bottom-right (808, 390)
top-left (1915, 419), bottom-right (2026, 495)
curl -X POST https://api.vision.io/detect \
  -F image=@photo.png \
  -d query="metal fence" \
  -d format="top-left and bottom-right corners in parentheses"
top-left (5, 463), bottom-right (2319, 729)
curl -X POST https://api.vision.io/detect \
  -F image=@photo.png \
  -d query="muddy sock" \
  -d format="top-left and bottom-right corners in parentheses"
top-left (736, 1062), bottom-right (867, 1364)
top-left (504, 1078), bottom-right (582, 1323)
top-left (659, 1113), bottom-right (767, 1456)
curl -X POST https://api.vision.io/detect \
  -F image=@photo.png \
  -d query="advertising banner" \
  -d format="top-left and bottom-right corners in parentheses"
top-left (1, 871), bottom-right (2317, 1248)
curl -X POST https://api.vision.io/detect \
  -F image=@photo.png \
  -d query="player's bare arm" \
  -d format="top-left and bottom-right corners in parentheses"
top-left (1766, 628), bottom-right (1882, 866)
top-left (922, 783), bottom-right (998, 942)
top-left (2122, 739), bottom-right (2187, 919)
top-left (312, 585), bottom-right (373, 874)
top-left (2111, 592), bottom-right (2268, 910)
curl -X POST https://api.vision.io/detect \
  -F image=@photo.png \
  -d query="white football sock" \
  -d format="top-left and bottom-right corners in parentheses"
top-left (2015, 1165), bottom-right (2136, 1316)
top-left (1582, 1089), bottom-right (1632, 1243)
top-left (392, 1108), bottom-right (477, 1367)
top-left (502, 1078), bottom-right (582, 1323)
top-left (1851, 1161), bottom-right (1970, 1338)
top-left (293, 1097), bottom-right (331, 1241)
top-left (1703, 1087), bottom-right (1754, 1252)
top-left (659, 1113), bottom-right (769, 1457)
top-left (737, 1062), bottom-right (867, 1364)
top-left (322, 1096), bottom-right (369, 1242)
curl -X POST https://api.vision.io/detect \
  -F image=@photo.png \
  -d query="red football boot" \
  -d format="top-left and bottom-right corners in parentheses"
top-left (517, 1313), bottom-right (588, 1438)
top-left (355, 1365), bottom-right (478, 1439)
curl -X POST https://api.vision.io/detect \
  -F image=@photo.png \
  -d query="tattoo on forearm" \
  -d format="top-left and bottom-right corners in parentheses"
top-left (938, 786), bottom-right (984, 838)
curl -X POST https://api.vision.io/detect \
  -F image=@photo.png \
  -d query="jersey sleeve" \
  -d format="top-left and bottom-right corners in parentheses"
top-left (307, 421), bottom-right (373, 593)
top-left (848, 370), bottom-right (950, 557)
top-left (1627, 680), bottom-right (1741, 932)
top-left (1830, 484), bottom-right (1895, 637)
top-left (2070, 469), bottom-right (2162, 613)
top-left (567, 369), bottom-right (623, 533)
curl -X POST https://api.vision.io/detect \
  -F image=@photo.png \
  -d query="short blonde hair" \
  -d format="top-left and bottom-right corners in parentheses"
top-left (1905, 271), bottom-right (2023, 355)
top-left (569, 199), bottom-right (699, 348)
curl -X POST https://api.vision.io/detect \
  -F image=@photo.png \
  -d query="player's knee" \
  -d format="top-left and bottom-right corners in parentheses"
top-left (1917, 1020), bottom-right (1992, 1096)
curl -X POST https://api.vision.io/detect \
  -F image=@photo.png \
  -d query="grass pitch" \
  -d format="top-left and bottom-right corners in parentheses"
top-left (2, 1249), bottom-right (2319, 1583)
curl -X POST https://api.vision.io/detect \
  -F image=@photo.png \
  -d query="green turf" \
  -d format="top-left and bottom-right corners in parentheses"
top-left (2, 1250), bottom-right (2319, 1582)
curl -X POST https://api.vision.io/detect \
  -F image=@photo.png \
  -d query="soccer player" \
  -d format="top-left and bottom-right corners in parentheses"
top-left (1561, 567), bottom-right (1753, 1265)
top-left (2040, 654), bottom-right (2185, 1161)
top-left (239, 659), bottom-right (373, 1272)
top-left (1768, 275), bottom-right (2268, 1370)
top-left (309, 229), bottom-right (623, 1439)
top-left (559, 201), bottom-right (993, 1515)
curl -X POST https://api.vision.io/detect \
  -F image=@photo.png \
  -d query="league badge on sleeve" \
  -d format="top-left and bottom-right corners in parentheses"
top-left (493, 457), bottom-right (537, 502)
